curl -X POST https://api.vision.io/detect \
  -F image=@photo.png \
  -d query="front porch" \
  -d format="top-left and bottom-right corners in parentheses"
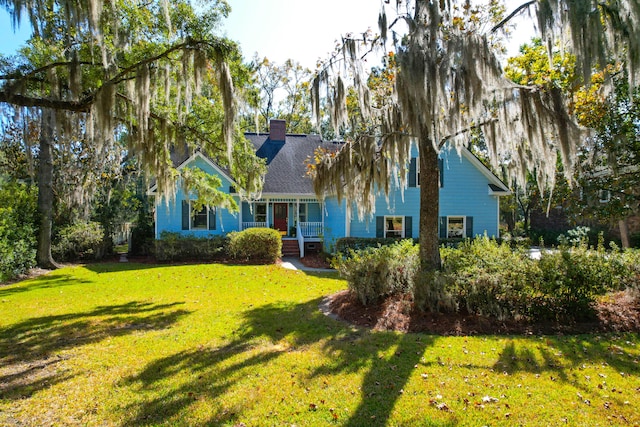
top-left (240, 198), bottom-right (324, 257)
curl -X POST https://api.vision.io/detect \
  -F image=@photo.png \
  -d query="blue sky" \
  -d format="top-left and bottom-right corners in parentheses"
top-left (1, 0), bottom-right (533, 65)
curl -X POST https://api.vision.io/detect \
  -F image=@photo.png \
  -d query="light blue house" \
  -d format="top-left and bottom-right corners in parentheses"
top-left (150, 120), bottom-right (510, 257)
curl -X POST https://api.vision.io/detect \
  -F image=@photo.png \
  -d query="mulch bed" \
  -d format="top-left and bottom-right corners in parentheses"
top-left (326, 289), bottom-right (640, 335)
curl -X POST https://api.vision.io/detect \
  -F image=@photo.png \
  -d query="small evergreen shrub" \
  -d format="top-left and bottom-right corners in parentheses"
top-left (0, 181), bottom-right (37, 281)
top-left (333, 239), bottom-right (419, 305)
top-left (154, 232), bottom-right (227, 262)
top-left (438, 236), bottom-right (535, 319)
top-left (227, 227), bottom-right (282, 263)
top-left (335, 237), bottom-right (413, 254)
top-left (130, 210), bottom-right (154, 256)
top-left (52, 221), bottom-right (105, 262)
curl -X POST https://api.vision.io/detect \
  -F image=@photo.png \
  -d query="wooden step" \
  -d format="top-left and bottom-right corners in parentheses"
top-left (281, 240), bottom-right (300, 258)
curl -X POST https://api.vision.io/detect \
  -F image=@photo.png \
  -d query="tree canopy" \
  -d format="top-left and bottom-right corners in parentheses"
top-left (309, 0), bottom-right (640, 271)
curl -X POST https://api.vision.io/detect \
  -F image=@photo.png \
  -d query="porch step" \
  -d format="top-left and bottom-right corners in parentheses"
top-left (281, 240), bottom-right (300, 258)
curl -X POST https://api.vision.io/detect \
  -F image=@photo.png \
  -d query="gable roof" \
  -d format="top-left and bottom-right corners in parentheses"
top-left (244, 132), bottom-right (342, 195)
top-left (457, 148), bottom-right (511, 195)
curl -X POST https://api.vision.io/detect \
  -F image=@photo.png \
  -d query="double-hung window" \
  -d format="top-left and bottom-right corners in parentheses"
top-left (447, 216), bottom-right (465, 238)
top-left (385, 216), bottom-right (404, 238)
top-left (255, 203), bottom-right (267, 223)
top-left (182, 200), bottom-right (216, 231)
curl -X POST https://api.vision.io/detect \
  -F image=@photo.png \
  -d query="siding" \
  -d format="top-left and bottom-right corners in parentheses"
top-left (439, 147), bottom-right (500, 237)
top-left (155, 155), bottom-right (240, 238)
top-left (340, 146), bottom-right (500, 239)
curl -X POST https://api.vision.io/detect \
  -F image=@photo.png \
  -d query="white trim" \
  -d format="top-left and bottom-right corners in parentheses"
top-left (345, 202), bottom-right (351, 238)
top-left (446, 215), bottom-right (466, 239)
top-left (384, 215), bottom-right (405, 238)
top-left (458, 148), bottom-right (511, 194)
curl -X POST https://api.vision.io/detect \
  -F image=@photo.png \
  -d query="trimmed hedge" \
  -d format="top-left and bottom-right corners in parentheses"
top-left (154, 232), bottom-right (227, 262)
top-left (227, 227), bottom-right (282, 263)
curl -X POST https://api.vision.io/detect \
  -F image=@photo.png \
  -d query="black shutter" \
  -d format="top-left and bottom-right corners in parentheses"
top-left (404, 216), bottom-right (412, 238)
top-left (408, 158), bottom-right (417, 187)
top-left (182, 200), bottom-right (190, 230)
top-left (208, 207), bottom-right (216, 230)
top-left (439, 216), bottom-right (447, 239)
top-left (376, 216), bottom-right (384, 238)
top-left (438, 158), bottom-right (444, 187)
top-left (465, 216), bottom-right (473, 238)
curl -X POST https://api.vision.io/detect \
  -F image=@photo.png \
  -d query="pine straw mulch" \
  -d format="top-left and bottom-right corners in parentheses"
top-left (325, 289), bottom-right (640, 336)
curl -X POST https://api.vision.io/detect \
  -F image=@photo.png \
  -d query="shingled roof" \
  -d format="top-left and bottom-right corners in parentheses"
top-left (244, 120), bottom-right (342, 195)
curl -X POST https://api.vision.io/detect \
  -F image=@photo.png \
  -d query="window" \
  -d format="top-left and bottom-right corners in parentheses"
top-left (598, 189), bottom-right (611, 203)
top-left (385, 216), bottom-right (404, 238)
top-left (255, 203), bottom-right (267, 223)
top-left (298, 204), bottom-right (307, 223)
top-left (182, 200), bottom-right (216, 231)
top-left (447, 217), bottom-right (465, 238)
top-left (191, 205), bottom-right (208, 229)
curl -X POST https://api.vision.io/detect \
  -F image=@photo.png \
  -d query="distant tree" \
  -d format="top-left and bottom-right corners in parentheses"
top-left (248, 56), bottom-right (313, 134)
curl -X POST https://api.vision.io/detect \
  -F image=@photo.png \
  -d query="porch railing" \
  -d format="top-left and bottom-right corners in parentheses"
top-left (299, 222), bottom-right (323, 238)
top-left (242, 221), bottom-right (267, 229)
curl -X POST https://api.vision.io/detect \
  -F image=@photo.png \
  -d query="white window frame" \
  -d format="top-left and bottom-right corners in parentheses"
top-left (384, 216), bottom-right (404, 238)
top-left (447, 216), bottom-right (465, 239)
top-left (416, 156), bottom-right (420, 187)
top-left (190, 202), bottom-right (209, 230)
top-left (598, 189), bottom-right (611, 203)
top-left (254, 202), bottom-right (267, 223)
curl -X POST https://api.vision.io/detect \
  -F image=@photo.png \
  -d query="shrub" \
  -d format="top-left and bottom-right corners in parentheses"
top-left (227, 227), bottom-right (282, 263)
top-left (535, 243), bottom-right (640, 320)
top-left (333, 239), bottom-right (419, 305)
top-left (130, 210), bottom-right (154, 256)
top-left (438, 236), bottom-right (535, 319)
top-left (335, 237), bottom-right (414, 254)
top-left (0, 181), bottom-right (37, 281)
top-left (154, 232), bottom-right (227, 262)
top-left (52, 221), bottom-right (105, 262)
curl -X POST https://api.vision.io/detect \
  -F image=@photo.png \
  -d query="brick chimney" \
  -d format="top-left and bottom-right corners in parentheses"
top-left (269, 119), bottom-right (286, 141)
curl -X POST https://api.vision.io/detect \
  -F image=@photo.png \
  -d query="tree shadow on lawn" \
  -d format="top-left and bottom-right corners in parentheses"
top-left (121, 297), bottom-right (448, 426)
top-left (493, 335), bottom-right (640, 408)
top-left (0, 301), bottom-right (191, 401)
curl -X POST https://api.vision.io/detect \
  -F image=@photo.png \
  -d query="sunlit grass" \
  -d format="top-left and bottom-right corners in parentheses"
top-left (1, 262), bottom-right (638, 426)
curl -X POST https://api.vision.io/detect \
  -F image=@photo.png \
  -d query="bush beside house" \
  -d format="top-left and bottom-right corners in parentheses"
top-left (333, 236), bottom-right (640, 322)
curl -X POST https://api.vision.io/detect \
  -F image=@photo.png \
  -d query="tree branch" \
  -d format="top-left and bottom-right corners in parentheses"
top-left (490, 0), bottom-right (537, 34)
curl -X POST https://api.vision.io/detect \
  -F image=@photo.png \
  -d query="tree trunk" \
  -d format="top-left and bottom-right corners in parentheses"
top-left (418, 139), bottom-right (441, 271)
top-left (619, 218), bottom-right (630, 249)
top-left (36, 110), bottom-right (59, 269)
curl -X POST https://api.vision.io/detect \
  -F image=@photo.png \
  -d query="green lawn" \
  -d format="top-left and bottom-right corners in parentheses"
top-left (1, 262), bottom-right (638, 426)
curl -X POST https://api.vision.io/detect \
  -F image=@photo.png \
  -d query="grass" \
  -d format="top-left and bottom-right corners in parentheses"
top-left (0, 262), bottom-right (638, 426)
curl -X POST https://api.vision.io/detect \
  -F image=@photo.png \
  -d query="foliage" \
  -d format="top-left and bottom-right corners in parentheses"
top-left (245, 56), bottom-right (313, 134)
top-left (334, 237), bottom-right (415, 254)
top-left (129, 201), bottom-right (155, 256)
top-left (0, 180), bottom-right (37, 281)
top-left (226, 227), bottom-right (282, 263)
top-left (337, 236), bottom-right (640, 322)
top-left (51, 221), bottom-right (105, 262)
top-left (154, 231), bottom-right (226, 262)
top-left (333, 239), bottom-right (419, 305)
top-left (437, 237), bottom-right (535, 319)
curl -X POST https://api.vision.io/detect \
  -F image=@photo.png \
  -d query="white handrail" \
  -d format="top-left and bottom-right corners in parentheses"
top-left (296, 223), bottom-right (305, 258)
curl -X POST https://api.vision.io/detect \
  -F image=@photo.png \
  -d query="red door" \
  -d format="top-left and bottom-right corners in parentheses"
top-left (273, 203), bottom-right (288, 234)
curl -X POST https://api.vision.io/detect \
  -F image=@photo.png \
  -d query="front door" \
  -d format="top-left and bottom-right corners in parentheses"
top-left (273, 203), bottom-right (288, 234)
